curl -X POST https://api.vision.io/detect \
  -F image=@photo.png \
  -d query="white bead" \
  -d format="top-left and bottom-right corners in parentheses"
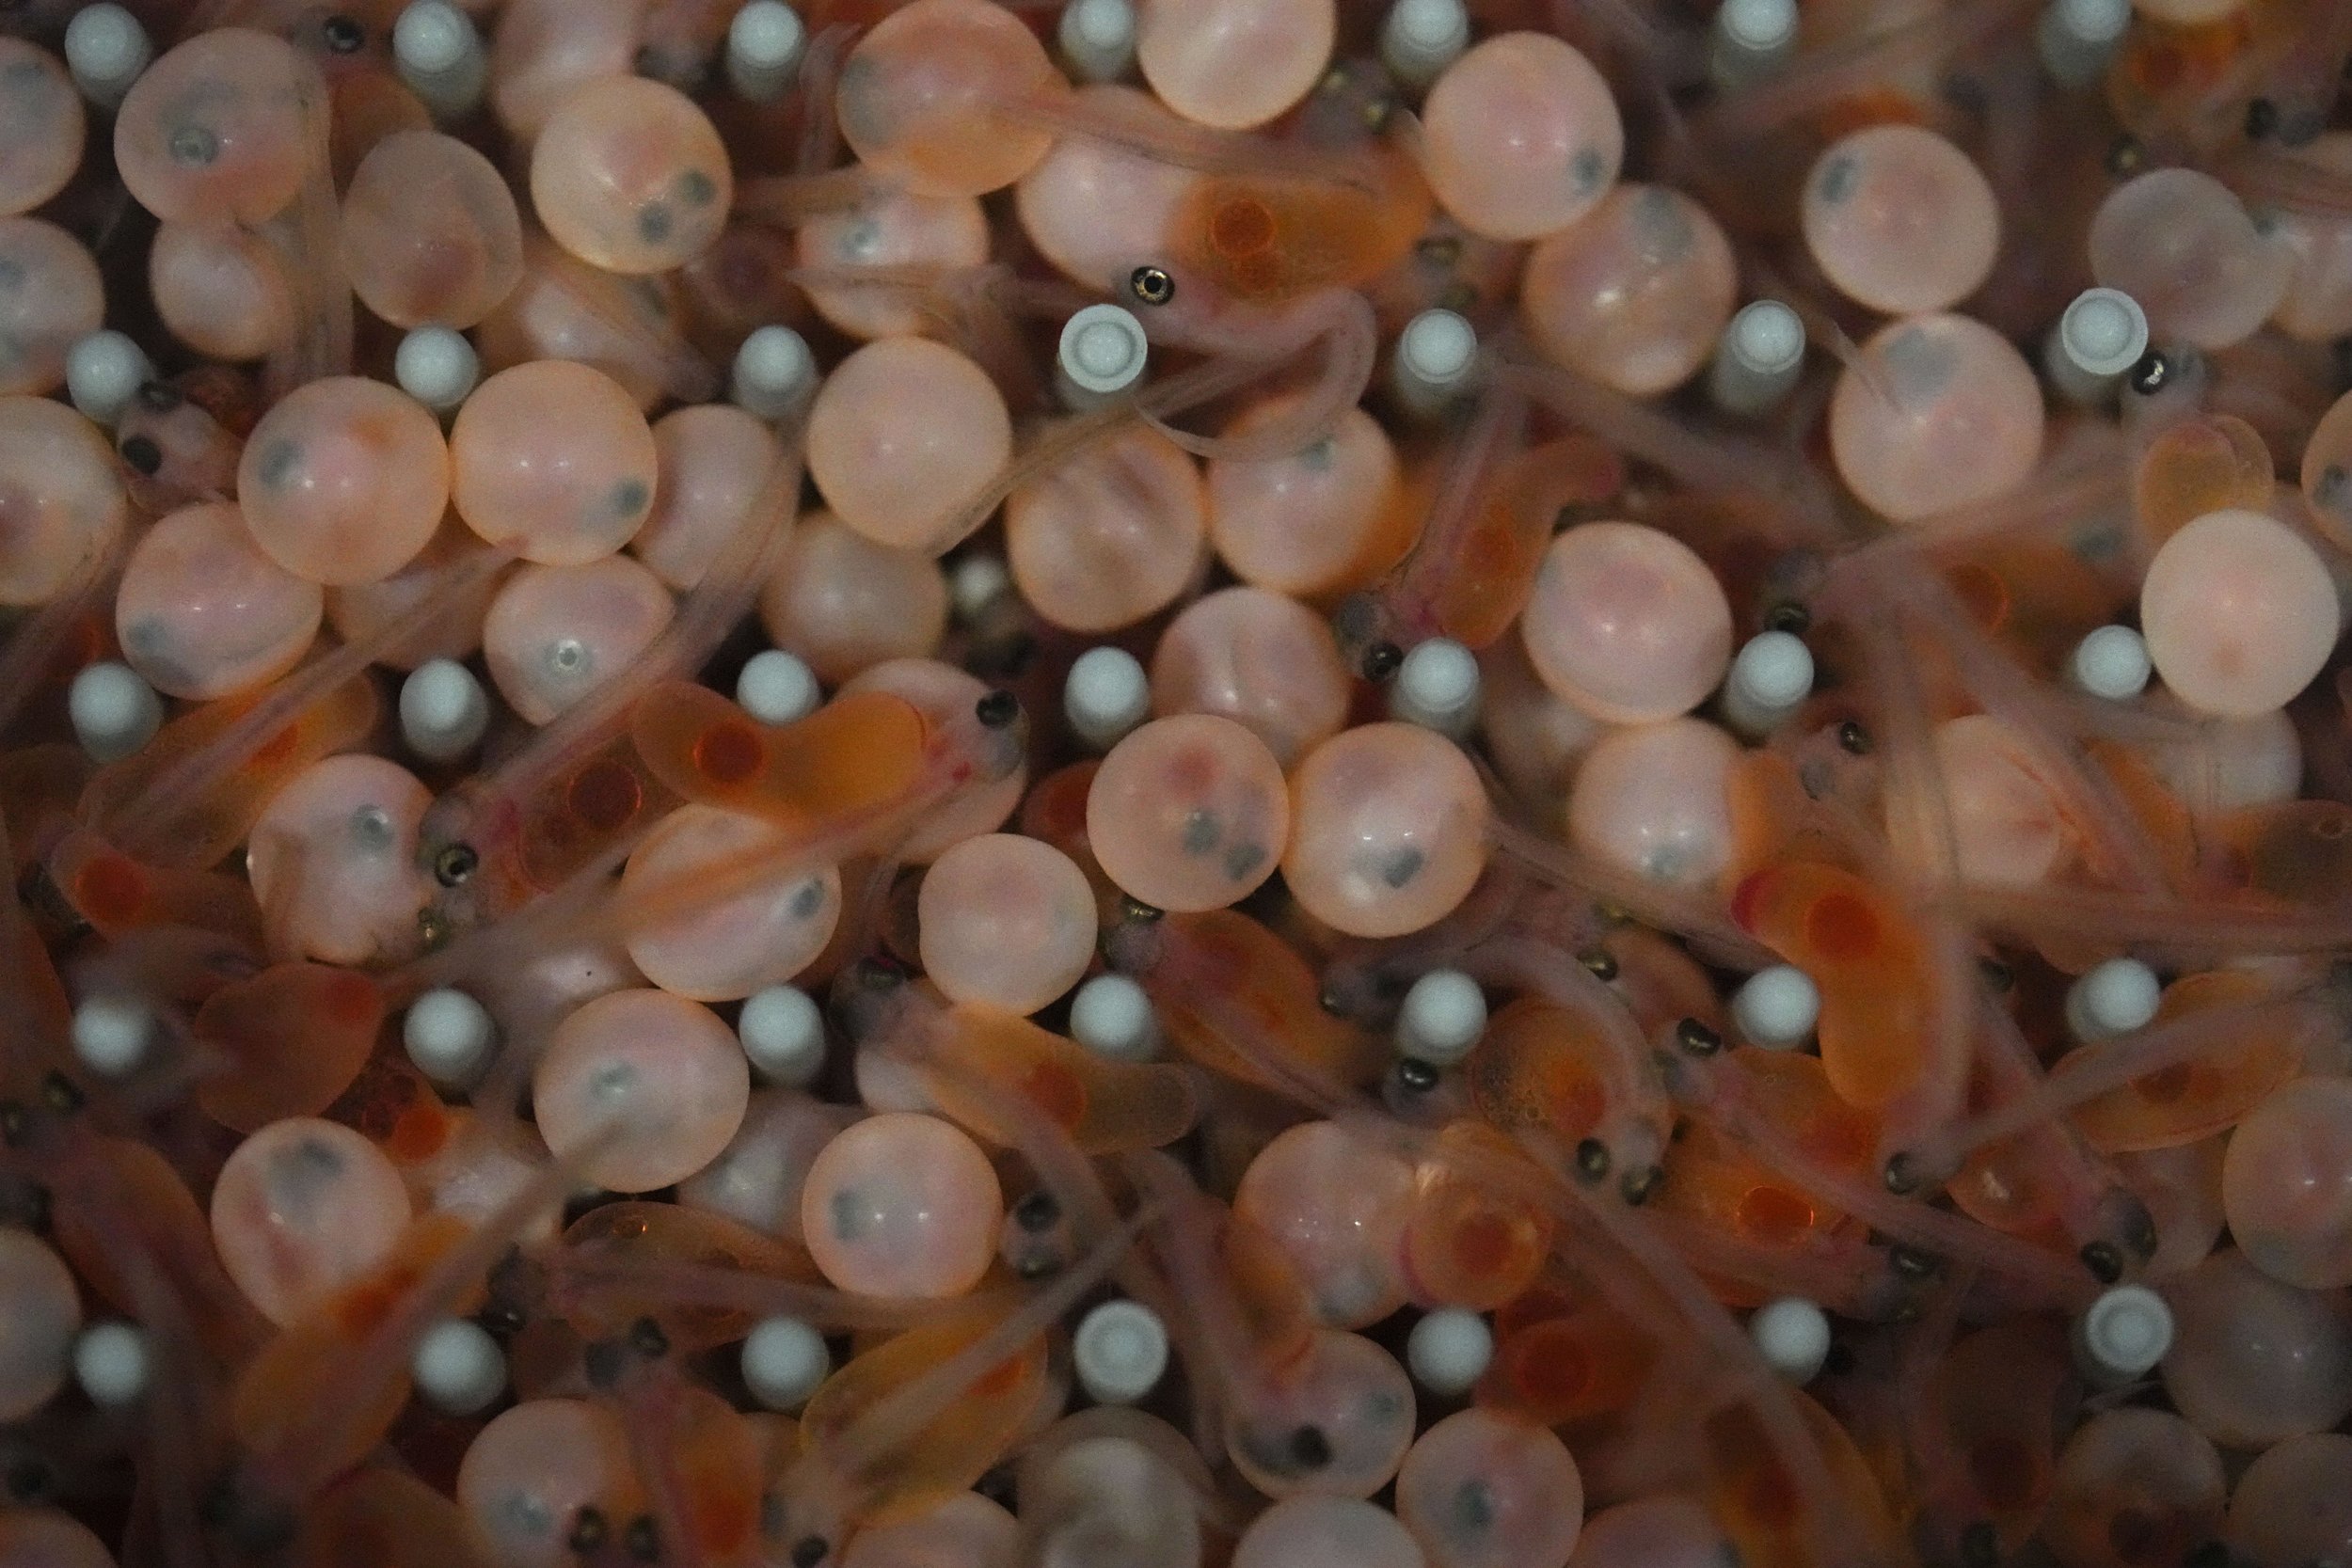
top-left (2038, 0), bottom-right (2129, 84)
top-left (1057, 304), bottom-right (1150, 398)
top-left (391, 0), bottom-right (485, 118)
top-left (1723, 630), bottom-right (1814, 736)
top-left (1750, 1296), bottom-right (1831, 1385)
top-left (1391, 638), bottom-right (1480, 734)
top-left (740, 985), bottom-right (826, 1086)
top-left (737, 649), bottom-right (819, 725)
top-left (742, 1315), bottom-right (831, 1411)
top-left (399, 658), bottom-right (489, 764)
top-left (2074, 1284), bottom-right (2172, 1383)
top-left (2070, 625), bottom-right (2152, 701)
top-left (63, 5), bottom-right (150, 107)
top-left (412, 1319), bottom-right (506, 1415)
top-left (949, 554), bottom-right (1013, 623)
top-left (72, 995), bottom-right (151, 1079)
top-left (64, 330), bottom-right (152, 426)
top-left (1058, 0), bottom-right (1136, 82)
top-left (403, 988), bottom-right (494, 1088)
top-left (1064, 646), bottom-right (1151, 751)
top-left (1070, 974), bottom-right (1158, 1061)
top-left (1406, 1307), bottom-right (1493, 1397)
top-left (2065, 958), bottom-right (2161, 1042)
top-left (1393, 309), bottom-right (1477, 411)
top-left (69, 661), bottom-right (162, 764)
top-left (394, 326), bottom-right (479, 414)
top-left (2059, 288), bottom-right (2149, 379)
top-left (1709, 300), bottom-right (1805, 416)
top-left (1397, 969), bottom-right (1486, 1067)
top-left (1381, 0), bottom-right (1470, 87)
top-left (1073, 1299), bottom-right (1168, 1404)
top-left (1711, 0), bottom-right (1797, 85)
top-left (727, 1), bottom-right (806, 101)
top-left (732, 325), bottom-right (817, 419)
top-left (1732, 965), bottom-right (1820, 1049)
top-left (73, 1322), bottom-right (150, 1407)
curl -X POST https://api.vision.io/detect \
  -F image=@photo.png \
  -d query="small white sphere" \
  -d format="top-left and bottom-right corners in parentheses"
top-left (1382, 0), bottom-right (1470, 85)
top-left (1070, 974), bottom-right (1158, 1061)
top-left (73, 1322), bottom-right (150, 1407)
top-left (64, 330), bottom-right (153, 426)
top-left (399, 658), bottom-right (490, 764)
top-left (949, 554), bottom-right (1012, 623)
top-left (1732, 965), bottom-right (1820, 1049)
top-left (403, 988), bottom-right (494, 1088)
top-left (1711, 300), bottom-right (1806, 416)
top-left (2059, 288), bottom-right (2149, 378)
top-left (737, 649), bottom-right (819, 725)
top-left (739, 985), bottom-right (827, 1086)
top-left (1073, 1298), bottom-right (1168, 1404)
top-left (2074, 1284), bottom-right (2172, 1381)
top-left (1729, 630), bottom-right (1814, 710)
top-left (1059, 0), bottom-right (1137, 82)
top-left (1065, 645), bottom-right (1151, 751)
top-left (69, 661), bottom-right (163, 764)
top-left (1397, 969), bottom-right (1486, 1067)
top-left (412, 1318), bottom-right (505, 1415)
top-left (72, 995), bottom-right (152, 1079)
top-left (1392, 638), bottom-right (1480, 733)
top-left (727, 1), bottom-right (807, 100)
top-left (2066, 958), bottom-right (2161, 1042)
top-left (1750, 1296), bottom-right (1832, 1385)
top-left (1057, 305), bottom-right (1150, 397)
top-left (732, 325), bottom-right (817, 419)
top-left (1406, 1307), bottom-right (1493, 1397)
top-left (1396, 309), bottom-right (1477, 401)
top-left (392, 0), bottom-right (485, 116)
top-left (394, 325), bottom-right (480, 414)
top-left (742, 1315), bottom-right (831, 1411)
top-left (63, 5), bottom-right (151, 107)
top-left (2070, 625), bottom-right (2152, 701)
top-left (1719, 0), bottom-right (1799, 49)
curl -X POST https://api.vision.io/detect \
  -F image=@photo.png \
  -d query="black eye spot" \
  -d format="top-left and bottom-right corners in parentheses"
top-left (1619, 1164), bottom-right (1661, 1206)
top-left (1577, 947), bottom-right (1617, 981)
top-left (791, 1536), bottom-right (830, 1568)
top-left (2127, 351), bottom-right (2170, 397)
top-left (627, 1316), bottom-right (669, 1358)
top-left (1288, 1426), bottom-right (1333, 1469)
top-left (1884, 1153), bottom-right (1920, 1195)
top-left (2246, 96), bottom-right (2279, 139)
top-left (434, 842), bottom-right (479, 888)
top-left (1764, 602), bottom-right (1811, 634)
top-left (1676, 1017), bottom-right (1723, 1056)
top-left (322, 15), bottom-right (365, 52)
top-left (2080, 1241), bottom-right (2123, 1283)
top-left (1395, 1057), bottom-right (1440, 1093)
top-left (119, 435), bottom-right (162, 476)
top-left (1362, 641), bottom-right (1404, 681)
top-left (135, 380), bottom-right (183, 412)
top-left (976, 689), bottom-right (1019, 728)
top-left (1012, 1190), bottom-right (1060, 1232)
top-left (568, 1507), bottom-right (611, 1554)
top-left (1575, 1138), bottom-right (1611, 1180)
top-left (1128, 265), bottom-right (1174, 306)
top-left (1836, 720), bottom-right (1871, 755)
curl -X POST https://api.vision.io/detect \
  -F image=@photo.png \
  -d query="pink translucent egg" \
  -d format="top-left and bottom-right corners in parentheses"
top-left (1206, 399), bottom-right (1403, 598)
top-left (806, 336), bottom-right (1011, 553)
top-left (2227, 1432), bottom-right (2352, 1568)
top-left (1394, 1409), bottom-right (1583, 1568)
top-left (1567, 1496), bottom-right (1740, 1568)
top-left (1233, 1120), bottom-right (1415, 1329)
top-left (1801, 124), bottom-right (2000, 314)
top-left (835, 0), bottom-right (1067, 198)
top-left (457, 1399), bottom-right (638, 1568)
top-left (1519, 522), bottom-right (1732, 724)
top-left (482, 555), bottom-right (675, 725)
top-left (0, 1230), bottom-right (78, 1421)
top-left (634, 404), bottom-right (782, 591)
top-left (2139, 507), bottom-right (2341, 720)
top-left (1283, 722), bottom-right (1490, 938)
top-left (679, 1089), bottom-right (857, 1243)
top-left (533, 988), bottom-right (751, 1194)
top-left (0, 40), bottom-right (83, 217)
top-left (449, 359), bottom-right (660, 565)
top-left (1233, 1497), bottom-right (1427, 1568)
top-left (246, 754), bottom-right (434, 967)
top-left (2043, 1407), bottom-right (2225, 1568)
top-left (1136, 0), bottom-right (1336, 131)
top-left (757, 512), bottom-right (949, 685)
top-left (800, 1111), bottom-right (1003, 1298)
top-left (341, 129), bottom-right (525, 329)
top-left (209, 1117), bottom-right (412, 1326)
top-left (236, 375), bottom-right (450, 587)
top-left (839, 658), bottom-right (1026, 860)
top-left (531, 76), bottom-right (732, 276)
top-left (1930, 714), bottom-right (2073, 889)
top-left (1008, 425), bottom-right (1205, 634)
top-left (115, 500), bottom-right (324, 700)
top-left (917, 832), bottom-right (1096, 1014)
top-left (1151, 585), bottom-right (1352, 768)
top-left (2089, 168), bottom-right (2293, 352)
top-left (1419, 34), bottom-right (1621, 242)
top-left (326, 520), bottom-right (508, 672)
top-left (2223, 1075), bottom-right (2352, 1291)
top-left (2160, 1246), bottom-right (2352, 1448)
top-left (0, 217), bottom-right (103, 396)
top-left (1828, 312), bottom-right (2044, 522)
top-left (474, 232), bottom-right (712, 411)
top-left (620, 804), bottom-right (842, 1003)
top-left (149, 220), bottom-right (293, 365)
top-left (1014, 86), bottom-right (1200, 290)
top-left (1521, 183), bottom-right (1738, 395)
top-left (1086, 713), bottom-right (1290, 912)
top-left (115, 28), bottom-right (323, 225)
top-left (2269, 135), bottom-right (2352, 342)
top-left (486, 0), bottom-right (638, 144)
top-left (797, 184), bottom-right (991, 341)
top-left (1226, 1328), bottom-right (1416, 1499)
top-left (0, 396), bottom-right (129, 609)
top-left (1565, 718), bottom-right (1739, 892)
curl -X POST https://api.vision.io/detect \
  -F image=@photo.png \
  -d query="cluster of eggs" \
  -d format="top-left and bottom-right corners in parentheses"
top-left (5, 0), bottom-right (2352, 1566)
